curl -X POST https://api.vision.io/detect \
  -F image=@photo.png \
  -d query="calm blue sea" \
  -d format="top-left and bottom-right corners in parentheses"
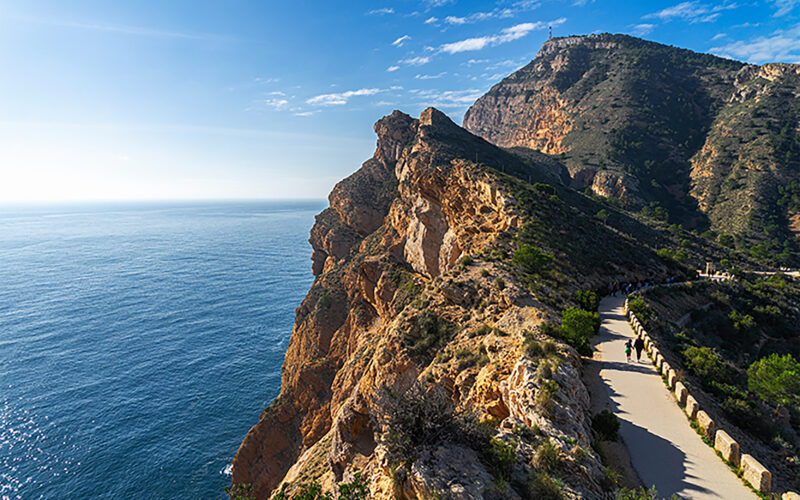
top-left (0, 200), bottom-right (324, 499)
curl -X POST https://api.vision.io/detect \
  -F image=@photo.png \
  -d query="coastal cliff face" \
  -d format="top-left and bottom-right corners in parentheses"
top-left (463, 34), bottom-right (800, 264)
top-left (231, 106), bottom-right (690, 499)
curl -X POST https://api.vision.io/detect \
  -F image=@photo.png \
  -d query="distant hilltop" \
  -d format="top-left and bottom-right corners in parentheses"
top-left (465, 33), bottom-right (800, 265)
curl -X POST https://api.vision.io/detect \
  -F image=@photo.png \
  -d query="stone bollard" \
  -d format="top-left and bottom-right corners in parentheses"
top-left (667, 369), bottom-right (678, 390)
top-left (684, 395), bottom-right (699, 419)
top-left (696, 410), bottom-right (714, 438)
top-left (661, 361), bottom-right (671, 377)
top-left (714, 430), bottom-right (740, 467)
top-left (782, 492), bottom-right (800, 500)
top-left (674, 382), bottom-right (688, 405)
top-left (741, 454), bottom-right (771, 493)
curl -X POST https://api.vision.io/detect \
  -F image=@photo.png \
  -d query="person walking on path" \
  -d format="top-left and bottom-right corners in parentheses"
top-left (634, 336), bottom-right (645, 362)
top-left (624, 339), bottom-right (633, 362)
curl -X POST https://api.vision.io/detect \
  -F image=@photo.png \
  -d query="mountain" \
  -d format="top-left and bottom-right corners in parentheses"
top-left (464, 33), bottom-right (800, 265)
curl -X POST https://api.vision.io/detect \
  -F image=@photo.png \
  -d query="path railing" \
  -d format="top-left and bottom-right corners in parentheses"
top-left (622, 281), bottom-right (799, 500)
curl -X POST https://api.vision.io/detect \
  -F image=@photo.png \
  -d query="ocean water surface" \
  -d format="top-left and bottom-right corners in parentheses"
top-left (0, 200), bottom-right (324, 499)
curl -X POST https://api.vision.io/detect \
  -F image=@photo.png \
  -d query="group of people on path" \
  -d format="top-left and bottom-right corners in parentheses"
top-left (625, 336), bottom-right (646, 363)
top-left (607, 276), bottom-right (676, 297)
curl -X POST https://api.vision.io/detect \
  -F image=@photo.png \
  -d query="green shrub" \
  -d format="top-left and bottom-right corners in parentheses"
top-left (460, 255), bottom-right (474, 267)
top-left (591, 410), bottom-right (620, 441)
top-left (747, 353), bottom-right (800, 406)
top-left (657, 248), bottom-right (674, 261)
top-left (533, 182), bottom-right (556, 195)
top-left (494, 277), bottom-right (506, 290)
top-left (626, 297), bottom-right (652, 323)
top-left (535, 380), bottom-right (559, 415)
top-left (480, 269), bottom-right (490, 277)
top-left (318, 292), bottom-right (332, 310)
top-left (719, 234), bottom-right (735, 247)
top-left (729, 311), bottom-right (755, 332)
top-left (683, 346), bottom-right (728, 382)
top-left (527, 471), bottom-right (564, 500)
top-left (595, 209), bottom-right (610, 222)
top-left (532, 440), bottom-right (560, 471)
top-left (338, 472), bottom-right (368, 500)
top-left (295, 482), bottom-right (332, 500)
top-left (479, 438), bottom-right (515, 481)
top-left (576, 290), bottom-right (600, 311)
top-left (524, 332), bottom-right (559, 358)
top-left (513, 244), bottom-right (552, 273)
top-left (615, 486), bottom-right (658, 500)
top-left (559, 307), bottom-right (600, 356)
top-left (226, 483), bottom-right (255, 500)
top-left (402, 311), bottom-right (454, 362)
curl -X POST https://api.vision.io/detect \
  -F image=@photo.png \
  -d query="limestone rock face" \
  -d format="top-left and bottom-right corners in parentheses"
top-left (231, 108), bottom-right (608, 499)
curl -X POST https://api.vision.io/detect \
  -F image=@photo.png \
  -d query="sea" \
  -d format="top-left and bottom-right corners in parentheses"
top-left (0, 200), bottom-right (325, 499)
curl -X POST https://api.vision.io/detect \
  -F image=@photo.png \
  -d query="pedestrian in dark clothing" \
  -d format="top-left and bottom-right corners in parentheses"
top-left (634, 336), bottom-right (645, 362)
top-left (624, 340), bottom-right (632, 362)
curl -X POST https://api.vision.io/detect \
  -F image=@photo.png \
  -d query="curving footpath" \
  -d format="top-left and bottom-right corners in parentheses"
top-left (595, 295), bottom-right (756, 499)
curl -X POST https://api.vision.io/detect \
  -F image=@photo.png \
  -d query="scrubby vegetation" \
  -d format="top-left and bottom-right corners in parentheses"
top-left (401, 311), bottom-right (455, 363)
top-left (635, 275), bottom-right (800, 488)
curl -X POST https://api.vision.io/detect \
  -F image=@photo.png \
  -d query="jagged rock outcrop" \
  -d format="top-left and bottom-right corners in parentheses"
top-left (232, 104), bottom-right (693, 499)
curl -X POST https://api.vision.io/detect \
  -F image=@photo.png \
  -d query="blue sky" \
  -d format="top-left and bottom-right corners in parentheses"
top-left (1, 0), bottom-right (798, 202)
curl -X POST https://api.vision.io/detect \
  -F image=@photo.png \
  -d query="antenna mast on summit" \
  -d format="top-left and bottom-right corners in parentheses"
top-left (549, 26), bottom-right (552, 39)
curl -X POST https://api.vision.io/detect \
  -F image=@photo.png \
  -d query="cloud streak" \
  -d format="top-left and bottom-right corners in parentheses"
top-left (644, 1), bottom-right (736, 23)
top-left (710, 23), bottom-right (800, 63)
top-left (392, 35), bottom-right (411, 47)
top-left (306, 88), bottom-right (382, 106)
top-left (440, 19), bottom-right (563, 54)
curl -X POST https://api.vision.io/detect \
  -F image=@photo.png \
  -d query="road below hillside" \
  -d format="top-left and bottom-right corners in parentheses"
top-left (593, 295), bottom-right (756, 499)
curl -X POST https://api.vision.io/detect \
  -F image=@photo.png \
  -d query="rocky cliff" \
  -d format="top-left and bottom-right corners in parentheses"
top-left (464, 33), bottom-right (800, 265)
top-left (231, 107), bottom-right (692, 499)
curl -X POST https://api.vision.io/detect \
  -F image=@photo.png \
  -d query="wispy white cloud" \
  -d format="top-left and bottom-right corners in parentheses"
top-left (367, 7), bottom-right (395, 15)
top-left (306, 88), bottom-right (383, 106)
top-left (773, 0), bottom-right (800, 16)
top-left (732, 22), bottom-right (760, 28)
top-left (387, 65), bottom-right (400, 72)
top-left (711, 32), bottom-right (727, 40)
top-left (264, 97), bottom-right (289, 110)
top-left (425, 16), bottom-right (439, 24)
top-left (440, 19), bottom-right (563, 54)
top-left (644, 1), bottom-right (736, 23)
top-left (415, 72), bottom-right (447, 79)
top-left (294, 111), bottom-right (315, 117)
top-left (464, 58), bottom-right (490, 66)
top-left (400, 55), bottom-right (432, 65)
top-left (392, 35), bottom-right (411, 47)
top-left (631, 23), bottom-right (656, 36)
top-left (411, 88), bottom-right (485, 109)
top-left (710, 23), bottom-right (800, 63)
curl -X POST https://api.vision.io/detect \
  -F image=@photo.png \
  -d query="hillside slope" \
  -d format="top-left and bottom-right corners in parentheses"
top-left (464, 33), bottom-right (800, 265)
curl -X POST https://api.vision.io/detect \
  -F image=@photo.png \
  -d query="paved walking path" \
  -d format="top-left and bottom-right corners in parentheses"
top-left (594, 295), bottom-right (756, 499)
